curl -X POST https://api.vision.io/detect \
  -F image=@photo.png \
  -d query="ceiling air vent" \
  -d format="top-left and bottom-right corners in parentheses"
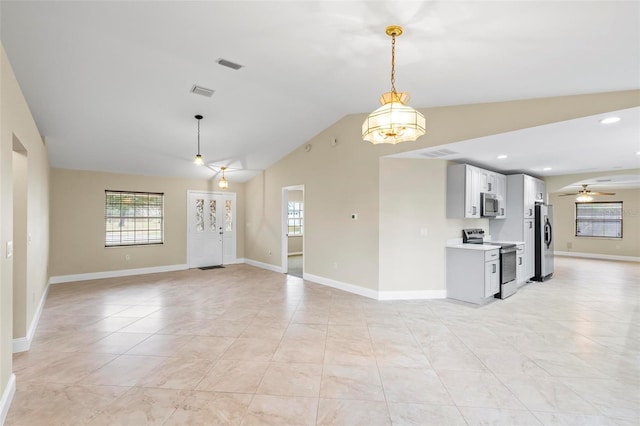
top-left (190, 85), bottom-right (215, 97)
top-left (421, 148), bottom-right (458, 158)
top-left (217, 58), bottom-right (244, 70)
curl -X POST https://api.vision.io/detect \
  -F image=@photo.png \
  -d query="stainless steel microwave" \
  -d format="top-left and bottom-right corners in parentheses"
top-left (481, 193), bottom-right (501, 217)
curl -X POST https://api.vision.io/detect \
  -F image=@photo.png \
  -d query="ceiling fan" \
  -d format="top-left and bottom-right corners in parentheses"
top-left (559, 184), bottom-right (615, 201)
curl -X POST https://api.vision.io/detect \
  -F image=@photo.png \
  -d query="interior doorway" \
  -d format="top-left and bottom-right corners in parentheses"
top-left (282, 185), bottom-right (304, 278)
top-left (13, 137), bottom-right (28, 340)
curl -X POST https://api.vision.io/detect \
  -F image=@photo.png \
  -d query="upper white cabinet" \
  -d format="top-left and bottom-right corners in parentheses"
top-left (504, 174), bottom-right (545, 219)
top-left (447, 164), bottom-right (507, 219)
top-left (447, 164), bottom-right (481, 218)
top-left (495, 173), bottom-right (507, 219)
top-left (479, 169), bottom-right (497, 194)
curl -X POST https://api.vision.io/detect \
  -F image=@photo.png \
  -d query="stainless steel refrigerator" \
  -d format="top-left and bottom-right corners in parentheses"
top-left (534, 203), bottom-right (554, 281)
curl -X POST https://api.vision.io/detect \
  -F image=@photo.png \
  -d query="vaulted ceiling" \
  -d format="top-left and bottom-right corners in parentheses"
top-left (2, 1), bottom-right (639, 182)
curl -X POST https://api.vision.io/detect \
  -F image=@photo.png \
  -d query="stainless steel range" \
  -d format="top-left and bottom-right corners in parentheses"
top-left (462, 229), bottom-right (518, 299)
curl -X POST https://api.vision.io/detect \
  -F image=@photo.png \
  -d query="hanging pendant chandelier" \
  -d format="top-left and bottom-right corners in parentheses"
top-left (362, 25), bottom-right (426, 144)
top-left (193, 114), bottom-right (204, 166)
top-left (218, 166), bottom-right (229, 189)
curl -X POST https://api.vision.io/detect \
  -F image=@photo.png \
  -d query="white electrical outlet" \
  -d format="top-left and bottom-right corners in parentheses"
top-left (6, 241), bottom-right (13, 258)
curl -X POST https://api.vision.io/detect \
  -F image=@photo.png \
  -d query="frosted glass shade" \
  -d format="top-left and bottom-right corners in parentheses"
top-left (362, 92), bottom-right (425, 144)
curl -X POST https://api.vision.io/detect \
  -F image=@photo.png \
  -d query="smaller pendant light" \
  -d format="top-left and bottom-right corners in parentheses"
top-left (218, 166), bottom-right (229, 189)
top-left (193, 114), bottom-right (204, 166)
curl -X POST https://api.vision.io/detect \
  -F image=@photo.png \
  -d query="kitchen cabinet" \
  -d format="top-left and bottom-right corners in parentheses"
top-left (523, 219), bottom-right (535, 280)
top-left (494, 174), bottom-right (545, 219)
top-left (489, 173), bottom-right (541, 281)
top-left (485, 259), bottom-right (500, 297)
top-left (495, 173), bottom-right (507, 219)
top-left (534, 179), bottom-right (546, 204)
top-left (447, 164), bottom-right (482, 218)
top-left (446, 246), bottom-right (501, 304)
top-left (515, 243), bottom-right (525, 285)
top-left (479, 169), bottom-right (497, 194)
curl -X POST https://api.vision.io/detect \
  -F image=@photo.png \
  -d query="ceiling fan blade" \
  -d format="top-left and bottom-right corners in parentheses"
top-left (559, 193), bottom-right (578, 196)
top-left (590, 191), bottom-right (616, 196)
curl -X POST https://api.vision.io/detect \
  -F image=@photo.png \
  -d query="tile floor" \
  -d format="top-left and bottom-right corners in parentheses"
top-left (6, 256), bottom-right (639, 425)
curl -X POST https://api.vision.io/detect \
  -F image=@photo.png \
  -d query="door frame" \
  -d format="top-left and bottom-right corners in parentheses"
top-left (186, 190), bottom-right (236, 268)
top-left (281, 185), bottom-right (304, 274)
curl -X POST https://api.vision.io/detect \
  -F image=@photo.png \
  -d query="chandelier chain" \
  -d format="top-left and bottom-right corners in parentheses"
top-left (390, 34), bottom-right (397, 94)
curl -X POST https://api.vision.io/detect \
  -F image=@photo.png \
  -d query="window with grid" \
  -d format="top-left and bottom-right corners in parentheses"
top-left (105, 191), bottom-right (164, 246)
top-left (287, 201), bottom-right (304, 236)
top-left (575, 202), bottom-right (622, 238)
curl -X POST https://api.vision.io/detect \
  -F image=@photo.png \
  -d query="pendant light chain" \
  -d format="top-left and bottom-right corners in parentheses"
top-left (197, 118), bottom-right (201, 155)
top-left (390, 34), bottom-right (397, 95)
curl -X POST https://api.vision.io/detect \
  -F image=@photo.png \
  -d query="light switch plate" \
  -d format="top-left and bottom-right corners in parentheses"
top-left (6, 241), bottom-right (13, 258)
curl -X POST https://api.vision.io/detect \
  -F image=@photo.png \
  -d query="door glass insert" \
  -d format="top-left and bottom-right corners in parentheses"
top-left (225, 199), bottom-right (233, 231)
top-left (209, 200), bottom-right (217, 231)
top-left (195, 199), bottom-right (204, 232)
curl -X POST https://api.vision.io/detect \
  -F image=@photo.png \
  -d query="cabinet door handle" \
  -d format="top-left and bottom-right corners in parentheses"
top-left (501, 208), bottom-right (504, 216)
top-left (492, 264), bottom-right (496, 273)
top-left (519, 258), bottom-right (523, 265)
top-left (488, 182), bottom-right (492, 191)
top-left (473, 206), bottom-right (477, 215)
top-left (529, 222), bottom-right (533, 229)
top-left (529, 208), bottom-right (533, 216)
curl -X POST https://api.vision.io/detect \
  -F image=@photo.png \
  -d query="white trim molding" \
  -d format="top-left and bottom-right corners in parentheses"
top-left (555, 251), bottom-right (640, 263)
top-left (13, 284), bottom-right (50, 353)
top-left (287, 252), bottom-right (303, 256)
top-left (49, 264), bottom-right (188, 284)
top-left (377, 290), bottom-right (447, 301)
top-left (244, 259), bottom-right (285, 274)
top-left (0, 374), bottom-right (16, 425)
top-left (303, 273), bottom-right (379, 300)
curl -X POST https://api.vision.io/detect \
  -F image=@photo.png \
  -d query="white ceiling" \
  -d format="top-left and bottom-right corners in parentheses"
top-left (1, 1), bottom-right (639, 182)
top-left (390, 106), bottom-right (640, 185)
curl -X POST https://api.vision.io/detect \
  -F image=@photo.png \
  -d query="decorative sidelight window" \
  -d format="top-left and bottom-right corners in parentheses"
top-left (105, 191), bottom-right (164, 246)
top-left (287, 201), bottom-right (304, 236)
top-left (575, 202), bottom-right (622, 238)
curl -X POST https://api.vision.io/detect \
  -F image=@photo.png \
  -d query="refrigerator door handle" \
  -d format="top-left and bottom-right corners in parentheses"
top-left (544, 218), bottom-right (553, 249)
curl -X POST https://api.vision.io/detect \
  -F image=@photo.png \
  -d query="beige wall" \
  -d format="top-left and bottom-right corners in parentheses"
top-left (549, 188), bottom-right (640, 258)
top-left (1, 44), bottom-right (50, 400)
top-left (49, 168), bottom-right (245, 277)
top-left (379, 158), bottom-right (487, 292)
top-left (244, 90), bottom-right (640, 293)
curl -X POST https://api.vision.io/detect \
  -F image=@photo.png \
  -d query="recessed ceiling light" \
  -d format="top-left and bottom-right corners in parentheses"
top-left (543, 167), bottom-right (552, 171)
top-left (636, 151), bottom-right (640, 155)
top-left (497, 154), bottom-right (508, 159)
top-left (599, 116), bottom-right (621, 124)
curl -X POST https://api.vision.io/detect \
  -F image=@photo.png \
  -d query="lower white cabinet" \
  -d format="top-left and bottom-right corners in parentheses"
top-left (484, 260), bottom-right (500, 297)
top-left (447, 247), bottom-right (501, 304)
top-left (523, 219), bottom-right (535, 280)
top-left (515, 243), bottom-right (525, 286)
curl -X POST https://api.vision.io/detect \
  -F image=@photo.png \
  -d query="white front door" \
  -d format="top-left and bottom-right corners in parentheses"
top-left (187, 191), bottom-right (236, 268)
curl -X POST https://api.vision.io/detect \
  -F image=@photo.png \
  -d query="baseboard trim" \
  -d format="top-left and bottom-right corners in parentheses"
top-left (303, 273), bottom-right (379, 300)
top-left (555, 251), bottom-right (640, 262)
top-left (0, 374), bottom-right (16, 425)
top-left (49, 264), bottom-right (189, 284)
top-left (377, 290), bottom-right (447, 301)
top-left (225, 258), bottom-right (245, 265)
top-left (13, 283), bottom-right (49, 353)
top-left (244, 259), bottom-right (284, 274)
